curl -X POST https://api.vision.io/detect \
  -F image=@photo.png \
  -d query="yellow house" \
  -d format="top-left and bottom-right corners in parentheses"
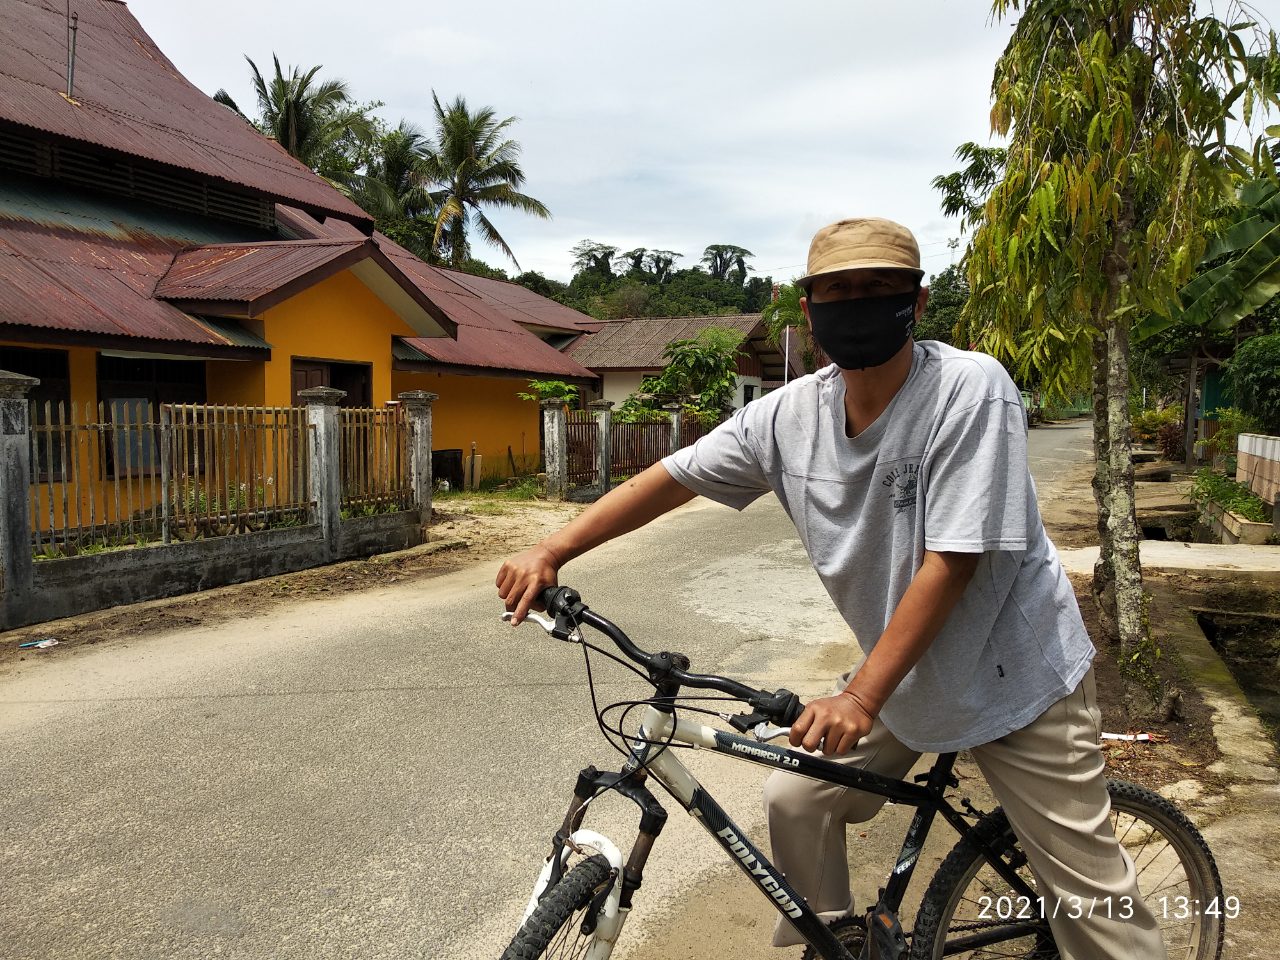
top-left (1, 0), bottom-right (598, 515)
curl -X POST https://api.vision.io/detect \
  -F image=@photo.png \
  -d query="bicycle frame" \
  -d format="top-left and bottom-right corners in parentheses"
top-left (601, 703), bottom-right (1044, 960)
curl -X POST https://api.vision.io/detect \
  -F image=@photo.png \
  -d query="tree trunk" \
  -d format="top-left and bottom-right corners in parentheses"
top-left (1101, 187), bottom-right (1164, 716)
top-left (1089, 332), bottom-right (1119, 644)
top-left (1183, 353), bottom-right (1198, 469)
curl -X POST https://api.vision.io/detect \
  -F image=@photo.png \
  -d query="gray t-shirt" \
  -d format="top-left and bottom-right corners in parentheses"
top-left (663, 341), bottom-right (1093, 752)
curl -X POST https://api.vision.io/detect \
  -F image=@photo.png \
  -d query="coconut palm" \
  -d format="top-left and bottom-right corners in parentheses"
top-left (242, 55), bottom-right (376, 175)
top-left (420, 93), bottom-right (551, 268)
top-left (360, 122), bottom-right (441, 259)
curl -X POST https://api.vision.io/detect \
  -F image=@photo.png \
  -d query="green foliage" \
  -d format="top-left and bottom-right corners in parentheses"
top-left (516, 379), bottom-right (578, 403)
top-left (701, 244), bottom-right (755, 284)
top-left (1130, 405), bottom-right (1183, 445)
top-left (760, 281), bottom-right (820, 374)
top-left (420, 93), bottom-right (551, 268)
top-left (1140, 178), bottom-right (1280, 340)
top-left (513, 271), bottom-right (568, 298)
top-left (914, 264), bottom-right (969, 346)
top-left (1187, 467), bottom-right (1270, 523)
top-left (1206, 406), bottom-right (1263, 458)
top-left (557, 240), bottom-right (771, 320)
top-left (237, 55), bottom-right (378, 174)
top-left (1224, 332), bottom-right (1280, 433)
top-left (618, 328), bottom-right (745, 417)
top-left (454, 259), bottom-right (510, 280)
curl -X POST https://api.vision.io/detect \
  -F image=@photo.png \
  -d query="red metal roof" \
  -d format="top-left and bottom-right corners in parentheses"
top-left (444, 269), bottom-right (595, 333)
top-left (375, 237), bottom-right (598, 381)
top-left (0, 174), bottom-right (271, 351)
top-left (275, 206), bottom-right (598, 379)
top-left (156, 239), bottom-right (366, 302)
top-left (1, 0), bottom-right (372, 226)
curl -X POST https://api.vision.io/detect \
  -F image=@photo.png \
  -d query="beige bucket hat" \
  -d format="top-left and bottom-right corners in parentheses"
top-left (798, 217), bottom-right (925, 292)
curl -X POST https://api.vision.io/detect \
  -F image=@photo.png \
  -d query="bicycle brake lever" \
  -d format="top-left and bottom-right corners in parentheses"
top-left (501, 611), bottom-right (557, 634)
top-left (752, 722), bottom-right (793, 743)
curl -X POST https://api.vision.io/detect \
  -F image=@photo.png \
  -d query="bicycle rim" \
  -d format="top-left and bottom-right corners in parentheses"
top-left (914, 779), bottom-right (1223, 960)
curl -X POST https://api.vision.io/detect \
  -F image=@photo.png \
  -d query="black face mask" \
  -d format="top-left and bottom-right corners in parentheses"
top-left (807, 289), bottom-right (918, 371)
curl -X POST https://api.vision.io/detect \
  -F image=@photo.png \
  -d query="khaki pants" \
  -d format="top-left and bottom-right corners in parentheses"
top-left (761, 668), bottom-right (1168, 958)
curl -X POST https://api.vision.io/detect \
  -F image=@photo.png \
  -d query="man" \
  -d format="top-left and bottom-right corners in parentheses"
top-left (497, 218), bottom-right (1166, 958)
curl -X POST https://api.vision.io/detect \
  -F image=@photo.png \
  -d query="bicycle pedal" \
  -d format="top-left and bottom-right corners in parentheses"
top-left (866, 903), bottom-right (907, 960)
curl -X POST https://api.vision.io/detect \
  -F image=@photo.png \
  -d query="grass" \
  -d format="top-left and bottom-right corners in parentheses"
top-left (434, 475), bottom-right (545, 502)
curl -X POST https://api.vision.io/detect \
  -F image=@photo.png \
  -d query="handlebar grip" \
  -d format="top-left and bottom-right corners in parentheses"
top-left (538, 585), bottom-right (582, 617)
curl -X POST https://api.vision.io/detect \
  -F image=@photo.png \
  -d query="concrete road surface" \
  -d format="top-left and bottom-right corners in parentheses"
top-left (0, 493), bottom-right (863, 960)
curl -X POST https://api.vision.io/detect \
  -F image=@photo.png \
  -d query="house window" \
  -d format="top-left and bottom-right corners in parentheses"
top-left (743, 385), bottom-right (756, 404)
top-left (97, 355), bottom-right (207, 408)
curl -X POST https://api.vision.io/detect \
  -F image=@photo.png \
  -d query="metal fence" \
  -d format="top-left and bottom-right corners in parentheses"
top-left (339, 407), bottom-right (412, 514)
top-left (28, 402), bottom-right (312, 556)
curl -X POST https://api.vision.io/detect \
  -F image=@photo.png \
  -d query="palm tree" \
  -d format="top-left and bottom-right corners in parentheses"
top-left (360, 122), bottom-right (440, 259)
top-left (420, 93), bottom-right (551, 269)
top-left (242, 55), bottom-right (376, 176)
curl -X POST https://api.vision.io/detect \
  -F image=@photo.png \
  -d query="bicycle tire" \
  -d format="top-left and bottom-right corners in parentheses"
top-left (501, 854), bottom-right (615, 960)
top-left (910, 779), bottom-right (1224, 960)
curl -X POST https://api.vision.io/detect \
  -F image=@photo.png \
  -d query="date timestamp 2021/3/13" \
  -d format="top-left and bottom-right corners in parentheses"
top-left (977, 895), bottom-right (1241, 920)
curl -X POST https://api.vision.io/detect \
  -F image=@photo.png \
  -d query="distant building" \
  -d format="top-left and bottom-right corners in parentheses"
top-left (565, 314), bottom-right (792, 409)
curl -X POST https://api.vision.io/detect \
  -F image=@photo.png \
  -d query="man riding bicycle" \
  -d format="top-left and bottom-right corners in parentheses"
top-left (497, 217), bottom-right (1167, 958)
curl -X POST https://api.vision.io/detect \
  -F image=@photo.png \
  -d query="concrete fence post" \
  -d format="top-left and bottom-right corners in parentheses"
top-left (589, 399), bottom-right (614, 495)
top-left (300, 386), bottom-right (345, 560)
top-left (0, 370), bottom-right (39, 629)
top-left (541, 399), bottom-right (568, 500)
top-left (664, 402), bottom-right (683, 454)
top-left (398, 390), bottom-right (438, 538)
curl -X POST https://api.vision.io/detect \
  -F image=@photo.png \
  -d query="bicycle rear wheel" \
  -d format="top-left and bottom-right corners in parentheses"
top-left (501, 853), bottom-right (616, 960)
top-left (910, 779), bottom-right (1224, 960)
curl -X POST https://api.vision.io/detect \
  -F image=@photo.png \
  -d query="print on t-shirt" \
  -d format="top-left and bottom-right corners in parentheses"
top-left (882, 459), bottom-right (920, 513)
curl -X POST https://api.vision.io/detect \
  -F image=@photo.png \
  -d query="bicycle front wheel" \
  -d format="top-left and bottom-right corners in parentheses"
top-left (911, 779), bottom-right (1224, 960)
top-left (501, 853), bottom-right (616, 960)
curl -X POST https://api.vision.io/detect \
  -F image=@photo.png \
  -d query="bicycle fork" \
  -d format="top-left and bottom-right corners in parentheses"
top-left (524, 765), bottom-right (669, 958)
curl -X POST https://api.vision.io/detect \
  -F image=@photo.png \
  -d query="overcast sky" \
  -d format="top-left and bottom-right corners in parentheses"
top-left (127, 0), bottom-right (1280, 285)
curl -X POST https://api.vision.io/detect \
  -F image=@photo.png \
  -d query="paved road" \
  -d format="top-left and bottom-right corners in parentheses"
top-left (0, 419), bottom-right (1098, 960)
top-left (0, 495), bottom-right (860, 960)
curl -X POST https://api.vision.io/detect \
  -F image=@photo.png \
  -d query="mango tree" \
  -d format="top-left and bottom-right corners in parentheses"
top-left (966, 0), bottom-right (1277, 713)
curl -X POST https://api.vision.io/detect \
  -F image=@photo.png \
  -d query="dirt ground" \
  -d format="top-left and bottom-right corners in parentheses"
top-left (0, 499), bottom-right (581, 672)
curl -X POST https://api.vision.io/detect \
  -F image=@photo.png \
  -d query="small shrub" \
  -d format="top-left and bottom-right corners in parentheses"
top-left (1156, 421), bottom-right (1184, 460)
top-left (1131, 405), bottom-right (1183, 445)
top-left (1186, 467), bottom-right (1270, 523)
top-left (517, 379), bottom-right (579, 404)
top-left (1206, 406), bottom-right (1263, 460)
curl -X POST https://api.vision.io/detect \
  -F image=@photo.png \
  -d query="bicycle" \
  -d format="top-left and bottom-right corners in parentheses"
top-left (500, 586), bottom-right (1229, 960)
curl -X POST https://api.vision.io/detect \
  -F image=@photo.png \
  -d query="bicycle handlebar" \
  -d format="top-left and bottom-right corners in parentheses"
top-left (535, 586), bottom-right (805, 726)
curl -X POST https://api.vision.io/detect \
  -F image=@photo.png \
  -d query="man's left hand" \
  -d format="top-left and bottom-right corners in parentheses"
top-left (789, 691), bottom-right (875, 756)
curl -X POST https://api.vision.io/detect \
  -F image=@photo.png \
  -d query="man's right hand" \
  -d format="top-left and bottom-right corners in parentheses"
top-left (496, 543), bottom-right (562, 625)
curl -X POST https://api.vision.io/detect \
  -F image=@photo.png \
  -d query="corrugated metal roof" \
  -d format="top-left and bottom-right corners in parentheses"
top-left (156, 239), bottom-right (365, 301)
top-left (190, 315), bottom-right (273, 349)
top-left (445, 269), bottom-right (595, 333)
top-left (1, 0), bottom-right (371, 226)
top-left (276, 209), bottom-right (599, 379)
top-left (567, 315), bottom-right (764, 369)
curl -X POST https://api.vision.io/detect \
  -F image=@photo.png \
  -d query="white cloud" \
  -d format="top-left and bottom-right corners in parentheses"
top-left (126, 0), bottom-right (1280, 283)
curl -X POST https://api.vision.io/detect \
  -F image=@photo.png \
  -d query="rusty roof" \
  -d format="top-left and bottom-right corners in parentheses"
top-left (375, 237), bottom-right (597, 381)
top-left (274, 206), bottom-right (599, 380)
top-left (0, 174), bottom-right (269, 354)
top-left (1, 0), bottom-right (372, 227)
top-left (566, 315), bottom-right (771, 370)
top-left (444, 269), bottom-right (595, 333)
